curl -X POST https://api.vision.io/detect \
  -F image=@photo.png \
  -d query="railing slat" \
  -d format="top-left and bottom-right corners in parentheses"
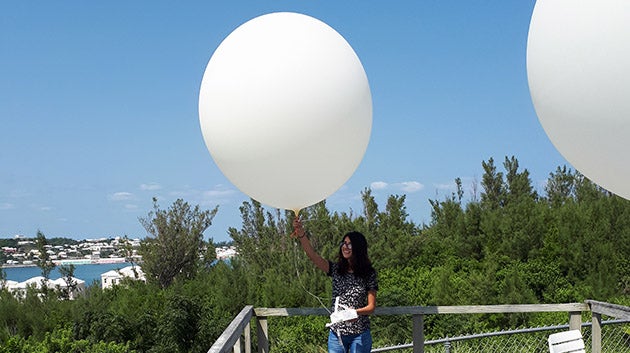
top-left (592, 312), bottom-right (602, 353)
top-left (569, 311), bottom-right (582, 330)
top-left (378, 303), bottom-right (589, 315)
top-left (412, 314), bottom-right (424, 353)
top-left (207, 305), bottom-right (253, 353)
top-left (256, 316), bottom-right (268, 353)
top-left (255, 307), bottom-right (329, 317)
top-left (586, 300), bottom-right (630, 319)
top-left (244, 322), bottom-right (251, 353)
top-left (256, 303), bottom-right (589, 317)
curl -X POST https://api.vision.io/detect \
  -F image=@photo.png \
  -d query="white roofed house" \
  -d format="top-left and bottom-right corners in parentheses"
top-left (1, 280), bottom-right (18, 291)
top-left (22, 276), bottom-right (50, 290)
top-left (6, 276), bottom-right (50, 299)
top-left (51, 277), bottom-right (86, 300)
top-left (216, 246), bottom-right (238, 260)
top-left (101, 265), bottom-right (145, 289)
top-left (4, 276), bottom-right (86, 300)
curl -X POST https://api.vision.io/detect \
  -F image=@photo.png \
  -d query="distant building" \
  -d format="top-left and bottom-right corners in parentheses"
top-left (3, 276), bottom-right (86, 300)
top-left (1, 247), bottom-right (17, 254)
top-left (101, 265), bottom-right (146, 289)
top-left (1, 280), bottom-right (18, 290)
top-left (216, 246), bottom-right (238, 260)
top-left (50, 277), bottom-right (86, 299)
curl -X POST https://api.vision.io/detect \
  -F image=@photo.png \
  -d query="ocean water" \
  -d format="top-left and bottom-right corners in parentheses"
top-left (2, 263), bottom-right (132, 286)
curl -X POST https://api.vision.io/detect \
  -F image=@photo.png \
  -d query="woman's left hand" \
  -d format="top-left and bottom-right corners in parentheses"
top-left (291, 218), bottom-right (305, 239)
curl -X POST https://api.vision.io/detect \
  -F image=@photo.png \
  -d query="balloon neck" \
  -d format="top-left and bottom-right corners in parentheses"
top-left (293, 209), bottom-right (301, 217)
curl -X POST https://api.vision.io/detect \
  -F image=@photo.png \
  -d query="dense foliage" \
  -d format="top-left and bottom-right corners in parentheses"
top-left (139, 198), bottom-right (218, 289)
top-left (1, 157), bottom-right (628, 352)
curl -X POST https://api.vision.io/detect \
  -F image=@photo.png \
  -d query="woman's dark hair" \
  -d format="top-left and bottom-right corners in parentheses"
top-left (337, 231), bottom-right (374, 278)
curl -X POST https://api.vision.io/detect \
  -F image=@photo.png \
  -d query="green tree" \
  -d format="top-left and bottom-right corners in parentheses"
top-left (545, 165), bottom-right (577, 207)
top-left (139, 198), bottom-right (218, 288)
top-left (202, 239), bottom-right (217, 268)
top-left (229, 199), bottom-right (313, 308)
top-left (119, 235), bottom-right (141, 278)
top-left (155, 294), bottom-right (201, 353)
top-left (35, 230), bottom-right (56, 299)
top-left (57, 264), bottom-right (77, 300)
top-left (370, 193), bottom-right (420, 269)
top-left (480, 157), bottom-right (505, 210)
top-left (35, 230), bottom-right (55, 280)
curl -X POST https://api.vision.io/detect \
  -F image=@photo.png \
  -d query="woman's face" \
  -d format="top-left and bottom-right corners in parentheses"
top-left (340, 236), bottom-right (353, 259)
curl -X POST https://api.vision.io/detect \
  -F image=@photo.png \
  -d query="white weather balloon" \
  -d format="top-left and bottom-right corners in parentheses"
top-left (199, 12), bottom-right (372, 212)
top-left (527, 0), bottom-right (630, 199)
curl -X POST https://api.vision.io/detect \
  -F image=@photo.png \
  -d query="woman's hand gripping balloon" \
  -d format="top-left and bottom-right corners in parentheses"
top-left (291, 217), bottom-right (306, 239)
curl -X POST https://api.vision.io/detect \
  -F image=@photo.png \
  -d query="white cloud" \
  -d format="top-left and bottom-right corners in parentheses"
top-left (369, 181), bottom-right (424, 193)
top-left (199, 186), bottom-right (239, 207)
top-left (399, 181), bottom-right (424, 193)
top-left (163, 185), bottom-right (239, 207)
top-left (40, 206), bottom-right (52, 211)
top-left (140, 183), bottom-right (162, 191)
top-left (124, 204), bottom-right (139, 210)
top-left (370, 181), bottom-right (388, 190)
top-left (203, 189), bottom-right (236, 198)
top-left (109, 192), bottom-right (135, 201)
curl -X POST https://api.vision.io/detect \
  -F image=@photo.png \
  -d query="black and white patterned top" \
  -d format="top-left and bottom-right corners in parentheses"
top-left (327, 261), bottom-right (378, 336)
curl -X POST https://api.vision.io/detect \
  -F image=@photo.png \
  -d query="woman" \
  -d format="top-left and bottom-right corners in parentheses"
top-left (292, 218), bottom-right (378, 353)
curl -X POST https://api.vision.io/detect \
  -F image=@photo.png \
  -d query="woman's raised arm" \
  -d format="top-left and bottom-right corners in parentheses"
top-left (292, 218), bottom-right (329, 273)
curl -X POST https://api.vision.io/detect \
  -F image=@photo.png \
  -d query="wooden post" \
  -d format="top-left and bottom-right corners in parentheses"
top-left (256, 316), bottom-right (269, 353)
top-left (244, 322), bottom-right (251, 353)
top-left (568, 311), bottom-right (582, 330)
top-left (207, 306), bottom-right (253, 353)
top-left (592, 312), bottom-right (602, 353)
top-left (412, 314), bottom-right (424, 353)
top-left (233, 338), bottom-right (241, 353)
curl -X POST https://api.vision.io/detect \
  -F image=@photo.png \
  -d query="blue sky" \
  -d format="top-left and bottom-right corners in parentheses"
top-left (1, 1), bottom-right (570, 243)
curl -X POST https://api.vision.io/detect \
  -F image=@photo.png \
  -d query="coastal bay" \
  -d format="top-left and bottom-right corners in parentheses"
top-left (3, 262), bottom-right (132, 285)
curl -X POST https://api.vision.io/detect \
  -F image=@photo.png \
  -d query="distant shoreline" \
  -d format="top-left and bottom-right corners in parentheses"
top-left (1, 257), bottom-right (127, 269)
top-left (1, 264), bottom-right (37, 269)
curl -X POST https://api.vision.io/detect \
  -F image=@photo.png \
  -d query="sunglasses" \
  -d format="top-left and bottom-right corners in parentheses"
top-left (339, 241), bottom-right (352, 250)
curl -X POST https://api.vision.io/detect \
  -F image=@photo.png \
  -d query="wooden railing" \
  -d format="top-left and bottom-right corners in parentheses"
top-left (208, 305), bottom-right (254, 353)
top-left (207, 301), bottom-right (630, 353)
top-left (585, 300), bottom-right (630, 353)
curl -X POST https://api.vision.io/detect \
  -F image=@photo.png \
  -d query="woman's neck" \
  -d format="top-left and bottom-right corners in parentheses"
top-left (347, 259), bottom-right (355, 272)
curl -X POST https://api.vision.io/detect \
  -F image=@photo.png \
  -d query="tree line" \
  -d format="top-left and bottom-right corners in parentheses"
top-left (1, 156), bottom-right (628, 352)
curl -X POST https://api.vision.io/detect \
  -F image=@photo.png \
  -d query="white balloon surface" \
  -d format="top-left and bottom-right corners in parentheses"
top-left (199, 12), bottom-right (372, 212)
top-left (527, 0), bottom-right (630, 199)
